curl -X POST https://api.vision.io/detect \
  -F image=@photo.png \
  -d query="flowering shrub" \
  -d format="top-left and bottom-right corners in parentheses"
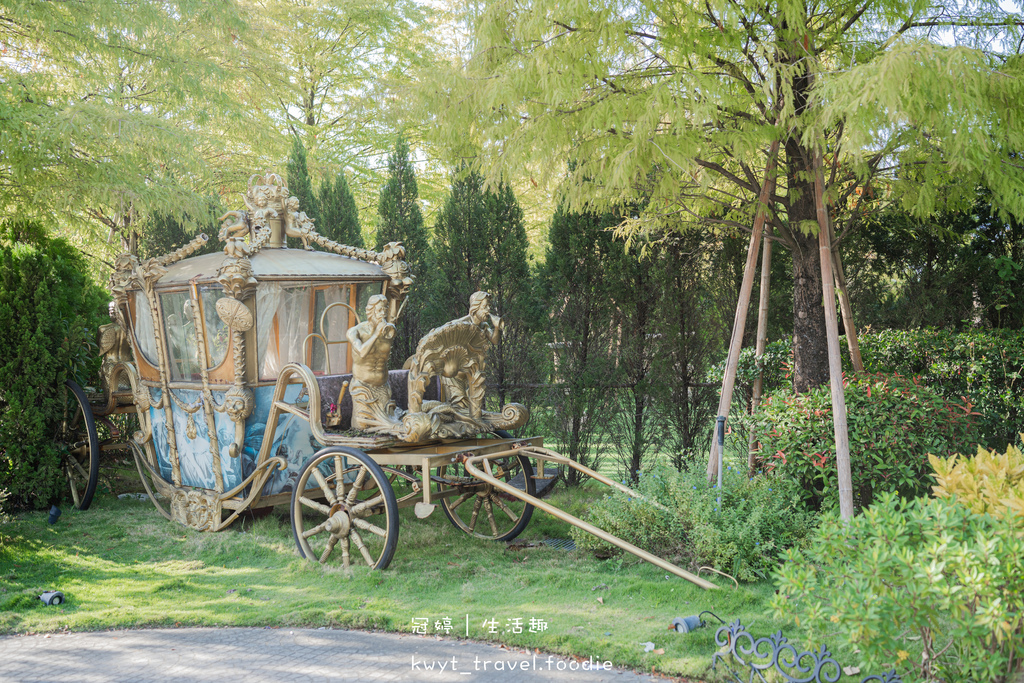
top-left (573, 464), bottom-right (816, 582)
top-left (774, 493), bottom-right (1024, 682)
top-left (717, 329), bottom-right (1024, 450)
top-left (745, 373), bottom-right (981, 512)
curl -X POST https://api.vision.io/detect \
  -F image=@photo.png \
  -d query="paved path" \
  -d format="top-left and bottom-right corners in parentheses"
top-left (0, 628), bottom-right (664, 682)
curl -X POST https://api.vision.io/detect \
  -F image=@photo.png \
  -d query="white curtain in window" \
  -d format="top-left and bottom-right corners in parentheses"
top-left (260, 285), bottom-right (311, 378)
top-left (133, 291), bottom-right (159, 364)
top-left (320, 285), bottom-right (349, 374)
top-left (256, 283), bottom-right (282, 378)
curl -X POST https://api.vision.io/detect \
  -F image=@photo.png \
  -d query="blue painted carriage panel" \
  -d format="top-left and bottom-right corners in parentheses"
top-left (148, 388), bottom-right (246, 492)
top-left (245, 384), bottom-right (321, 497)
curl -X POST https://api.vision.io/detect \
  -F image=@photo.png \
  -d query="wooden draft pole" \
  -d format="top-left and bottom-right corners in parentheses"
top-left (827, 220), bottom-right (865, 374)
top-left (813, 151), bottom-right (855, 520)
top-left (705, 139), bottom-right (780, 483)
top-left (747, 227), bottom-right (773, 473)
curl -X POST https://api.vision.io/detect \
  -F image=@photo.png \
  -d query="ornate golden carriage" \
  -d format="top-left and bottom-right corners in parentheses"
top-left (60, 173), bottom-right (716, 588)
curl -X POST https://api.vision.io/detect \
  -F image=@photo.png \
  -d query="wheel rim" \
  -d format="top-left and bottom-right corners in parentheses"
top-left (58, 380), bottom-right (100, 510)
top-left (291, 449), bottom-right (398, 570)
top-left (438, 453), bottom-right (535, 541)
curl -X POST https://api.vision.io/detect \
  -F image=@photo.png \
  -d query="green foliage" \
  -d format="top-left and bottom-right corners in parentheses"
top-left (847, 200), bottom-right (1024, 331)
top-left (376, 135), bottom-right (429, 363)
top-left (774, 493), bottom-right (1024, 682)
top-left (428, 170), bottom-right (542, 407)
top-left (930, 440), bottom-right (1024, 521)
top-left (574, 464), bottom-right (817, 582)
top-left (287, 135), bottom-right (318, 223)
top-left (317, 170), bottom-right (364, 248)
top-left (0, 0), bottom-right (279, 253)
top-left (726, 329), bottom-right (1024, 450)
top-left (0, 226), bottom-right (108, 510)
top-left (137, 207), bottom-right (223, 260)
top-left (747, 374), bottom-right (981, 512)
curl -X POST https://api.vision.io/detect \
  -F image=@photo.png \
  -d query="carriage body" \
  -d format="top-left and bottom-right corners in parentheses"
top-left (65, 172), bottom-right (716, 588)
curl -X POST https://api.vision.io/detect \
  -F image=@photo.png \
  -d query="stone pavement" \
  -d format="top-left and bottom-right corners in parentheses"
top-left (0, 628), bottom-right (666, 682)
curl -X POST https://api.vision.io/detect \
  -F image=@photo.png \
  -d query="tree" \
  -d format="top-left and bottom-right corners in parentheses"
top-left (287, 135), bottom-right (319, 223)
top-left (429, 170), bottom-right (541, 407)
top-left (317, 170), bottom-right (364, 248)
top-left (542, 202), bottom-right (619, 483)
top-left (0, 0), bottom-right (281, 255)
top-left (422, 0), bottom-right (1024, 393)
top-left (377, 136), bottom-right (431, 362)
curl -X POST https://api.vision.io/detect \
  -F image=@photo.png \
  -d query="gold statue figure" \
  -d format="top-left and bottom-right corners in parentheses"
top-left (347, 295), bottom-right (398, 431)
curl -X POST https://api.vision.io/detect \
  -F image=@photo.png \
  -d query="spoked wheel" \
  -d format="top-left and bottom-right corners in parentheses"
top-left (291, 447), bottom-right (399, 570)
top-left (57, 380), bottom-right (100, 510)
top-left (437, 450), bottom-right (535, 541)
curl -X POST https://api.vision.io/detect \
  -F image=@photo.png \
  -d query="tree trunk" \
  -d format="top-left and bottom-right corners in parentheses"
top-left (787, 142), bottom-right (830, 392)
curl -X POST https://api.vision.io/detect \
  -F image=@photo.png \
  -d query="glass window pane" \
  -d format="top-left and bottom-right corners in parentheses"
top-left (257, 284), bottom-right (312, 379)
top-left (312, 286), bottom-right (350, 374)
top-left (161, 291), bottom-right (201, 381)
top-left (200, 287), bottom-right (230, 370)
top-left (132, 291), bottom-right (160, 366)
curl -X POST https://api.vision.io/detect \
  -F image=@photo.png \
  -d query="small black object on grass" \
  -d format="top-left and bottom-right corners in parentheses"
top-left (48, 505), bottom-right (61, 524)
top-left (40, 591), bottom-right (64, 606)
top-left (670, 610), bottom-right (725, 634)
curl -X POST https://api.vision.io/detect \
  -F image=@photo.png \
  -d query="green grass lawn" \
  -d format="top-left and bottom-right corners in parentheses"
top-left (0, 477), bottom-right (811, 680)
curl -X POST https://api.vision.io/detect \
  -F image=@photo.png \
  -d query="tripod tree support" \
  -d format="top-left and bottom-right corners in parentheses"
top-left (705, 139), bottom-right (780, 483)
top-left (828, 221), bottom-right (865, 375)
top-left (814, 151), bottom-right (855, 520)
top-left (747, 226), bottom-right (773, 473)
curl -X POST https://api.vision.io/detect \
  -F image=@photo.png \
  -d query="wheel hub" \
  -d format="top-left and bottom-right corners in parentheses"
top-left (325, 503), bottom-right (351, 536)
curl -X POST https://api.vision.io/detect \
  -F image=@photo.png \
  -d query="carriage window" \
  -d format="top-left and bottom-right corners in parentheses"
top-left (161, 291), bottom-right (202, 381)
top-left (200, 287), bottom-right (230, 370)
top-left (312, 286), bottom-right (352, 375)
top-left (356, 282), bottom-right (381, 318)
top-left (132, 291), bottom-right (160, 366)
top-left (256, 284), bottom-right (312, 379)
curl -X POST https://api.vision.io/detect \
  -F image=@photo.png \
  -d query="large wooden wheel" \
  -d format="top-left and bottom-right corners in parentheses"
top-left (437, 449), bottom-right (535, 542)
top-left (57, 380), bottom-right (100, 510)
top-left (291, 447), bottom-right (399, 570)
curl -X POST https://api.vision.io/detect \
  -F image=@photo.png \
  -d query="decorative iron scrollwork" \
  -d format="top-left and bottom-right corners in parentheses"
top-left (711, 619), bottom-right (902, 683)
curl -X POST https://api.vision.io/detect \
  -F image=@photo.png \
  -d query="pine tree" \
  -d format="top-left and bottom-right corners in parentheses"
top-left (429, 171), bottom-right (541, 410)
top-left (287, 135), bottom-right (318, 223)
top-left (317, 170), bottom-right (364, 248)
top-left (541, 202), bottom-right (619, 482)
top-left (376, 136), bottom-right (429, 363)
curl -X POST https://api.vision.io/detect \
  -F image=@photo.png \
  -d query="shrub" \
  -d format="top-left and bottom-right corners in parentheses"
top-left (719, 329), bottom-right (1024, 450)
top-left (774, 493), bottom-right (1024, 682)
top-left (573, 464), bottom-right (817, 582)
top-left (746, 373), bottom-right (981, 512)
top-left (930, 439), bottom-right (1024, 522)
top-left (0, 225), bottom-right (108, 510)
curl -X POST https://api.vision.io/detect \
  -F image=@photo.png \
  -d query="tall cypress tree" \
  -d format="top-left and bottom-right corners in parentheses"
top-left (376, 136), bottom-right (429, 363)
top-left (429, 171), bottom-right (540, 410)
top-left (286, 135), bottom-right (318, 223)
top-left (317, 170), bottom-right (363, 248)
top-left (541, 203), bottom-right (619, 482)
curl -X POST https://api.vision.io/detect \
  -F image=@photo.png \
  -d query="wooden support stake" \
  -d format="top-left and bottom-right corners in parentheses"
top-left (828, 221), bottom-right (864, 374)
top-left (813, 151), bottom-right (854, 520)
top-left (705, 140), bottom-right (780, 482)
top-left (747, 227), bottom-right (773, 473)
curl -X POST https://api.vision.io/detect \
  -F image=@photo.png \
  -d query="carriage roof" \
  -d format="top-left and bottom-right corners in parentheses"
top-left (152, 249), bottom-right (388, 289)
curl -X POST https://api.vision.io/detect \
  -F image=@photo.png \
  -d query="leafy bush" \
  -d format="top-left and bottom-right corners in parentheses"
top-left (0, 224), bottom-right (108, 510)
top-left (774, 493), bottom-right (1024, 682)
top-left (573, 464), bottom-right (817, 582)
top-left (720, 329), bottom-right (1024, 449)
top-left (930, 439), bottom-right (1024, 521)
top-left (746, 373), bottom-right (981, 512)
